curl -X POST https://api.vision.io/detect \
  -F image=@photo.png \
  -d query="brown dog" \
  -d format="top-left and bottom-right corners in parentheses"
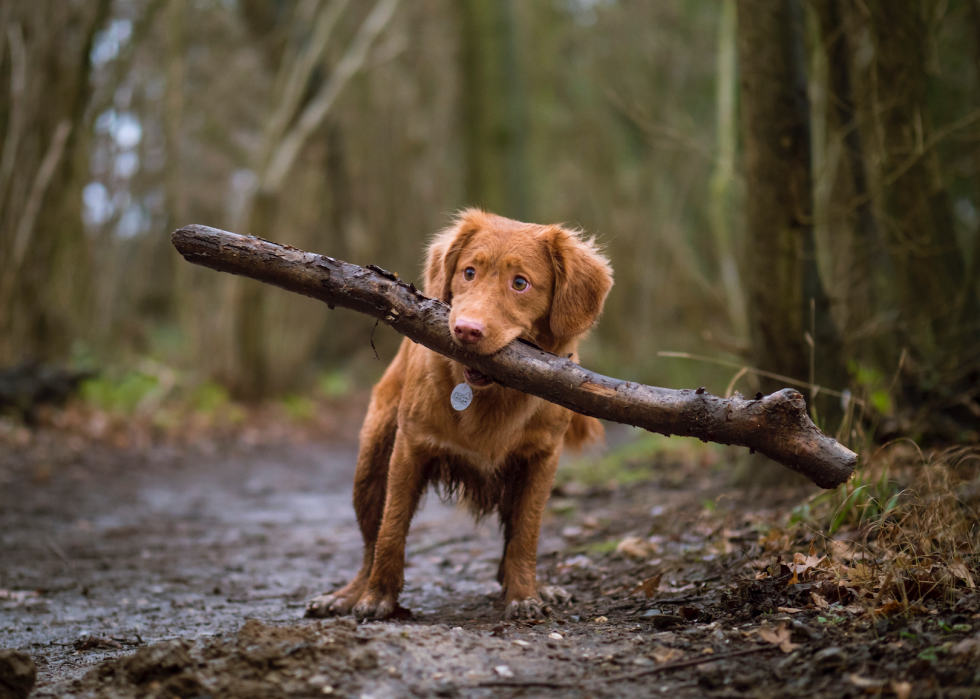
top-left (306, 209), bottom-right (613, 620)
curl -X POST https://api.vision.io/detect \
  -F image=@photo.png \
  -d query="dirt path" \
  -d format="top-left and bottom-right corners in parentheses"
top-left (2, 428), bottom-right (978, 698)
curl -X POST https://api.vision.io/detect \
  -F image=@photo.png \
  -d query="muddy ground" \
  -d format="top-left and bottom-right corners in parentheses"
top-left (2, 418), bottom-right (979, 698)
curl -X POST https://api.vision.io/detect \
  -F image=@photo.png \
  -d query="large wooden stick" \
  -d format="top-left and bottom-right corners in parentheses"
top-left (172, 225), bottom-right (857, 488)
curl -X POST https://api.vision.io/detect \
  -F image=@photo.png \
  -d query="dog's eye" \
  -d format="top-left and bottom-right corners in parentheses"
top-left (463, 267), bottom-right (476, 281)
top-left (512, 276), bottom-right (529, 292)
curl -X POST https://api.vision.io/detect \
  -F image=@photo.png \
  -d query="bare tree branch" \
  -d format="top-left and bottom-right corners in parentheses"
top-left (260, 0), bottom-right (350, 164)
top-left (172, 224), bottom-right (859, 489)
top-left (13, 120), bottom-right (72, 267)
top-left (261, 0), bottom-right (401, 193)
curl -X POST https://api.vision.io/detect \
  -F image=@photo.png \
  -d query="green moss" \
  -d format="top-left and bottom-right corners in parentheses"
top-left (317, 370), bottom-right (352, 398)
top-left (559, 431), bottom-right (717, 488)
top-left (80, 372), bottom-right (160, 414)
top-left (192, 382), bottom-right (230, 415)
top-left (282, 394), bottom-right (315, 421)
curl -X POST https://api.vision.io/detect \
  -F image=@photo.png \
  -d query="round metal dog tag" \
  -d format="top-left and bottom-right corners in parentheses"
top-left (451, 383), bottom-right (473, 411)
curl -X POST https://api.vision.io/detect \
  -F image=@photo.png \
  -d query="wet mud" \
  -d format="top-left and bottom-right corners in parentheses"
top-left (2, 427), bottom-right (979, 698)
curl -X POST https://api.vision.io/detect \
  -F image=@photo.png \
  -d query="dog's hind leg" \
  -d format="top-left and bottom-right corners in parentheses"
top-left (306, 350), bottom-right (404, 618)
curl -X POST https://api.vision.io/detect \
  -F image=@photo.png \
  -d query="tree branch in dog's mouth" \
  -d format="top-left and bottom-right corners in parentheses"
top-left (171, 224), bottom-right (858, 489)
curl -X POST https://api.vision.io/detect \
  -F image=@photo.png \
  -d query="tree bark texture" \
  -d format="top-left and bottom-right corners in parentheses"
top-left (0, 0), bottom-right (110, 364)
top-left (812, 0), bottom-right (889, 363)
top-left (736, 0), bottom-right (846, 420)
top-left (172, 224), bottom-right (858, 489)
top-left (845, 0), bottom-right (979, 372)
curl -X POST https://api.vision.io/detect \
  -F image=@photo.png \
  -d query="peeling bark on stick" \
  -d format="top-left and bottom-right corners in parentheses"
top-left (172, 225), bottom-right (857, 489)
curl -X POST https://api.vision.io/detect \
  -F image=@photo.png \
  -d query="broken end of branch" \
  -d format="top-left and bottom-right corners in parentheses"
top-left (754, 388), bottom-right (858, 489)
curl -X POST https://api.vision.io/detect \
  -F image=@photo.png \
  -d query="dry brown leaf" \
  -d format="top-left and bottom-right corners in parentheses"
top-left (848, 674), bottom-right (887, 690)
top-left (617, 536), bottom-right (656, 559)
top-left (811, 591), bottom-right (830, 609)
top-left (951, 638), bottom-right (980, 657)
top-left (760, 528), bottom-right (791, 553)
top-left (874, 600), bottom-right (906, 617)
top-left (757, 625), bottom-right (799, 653)
top-left (892, 681), bottom-right (912, 699)
top-left (948, 557), bottom-right (976, 589)
top-left (829, 540), bottom-right (870, 561)
top-left (650, 645), bottom-right (684, 664)
top-left (630, 573), bottom-right (663, 599)
top-left (777, 607), bottom-right (802, 614)
top-left (846, 563), bottom-right (876, 587)
top-left (789, 545), bottom-right (827, 579)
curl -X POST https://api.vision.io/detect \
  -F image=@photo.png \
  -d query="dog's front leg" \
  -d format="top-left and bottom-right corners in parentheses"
top-left (500, 450), bottom-right (569, 620)
top-left (352, 434), bottom-right (426, 620)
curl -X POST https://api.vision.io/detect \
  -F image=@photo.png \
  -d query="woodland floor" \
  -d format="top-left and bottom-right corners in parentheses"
top-left (1, 401), bottom-right (979, 699)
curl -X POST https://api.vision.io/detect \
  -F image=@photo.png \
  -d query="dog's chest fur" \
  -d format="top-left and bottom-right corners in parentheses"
top-left (407, 350), bottom-right (564, 476)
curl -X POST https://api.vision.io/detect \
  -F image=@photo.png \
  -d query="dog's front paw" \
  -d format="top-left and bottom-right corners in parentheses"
top-left (504, 586), bottom-right (571, 620)
top-left (352, 590), bottom-right (405, 620)
top-left (305, 592), bottom-right (358, 618)
top-left (504, 596), bottom-right (549, 620)
top-left (538, 585), bottom-right (572, 605)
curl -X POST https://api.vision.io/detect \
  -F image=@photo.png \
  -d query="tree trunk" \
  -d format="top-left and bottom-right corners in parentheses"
top-left (811, 0), bottom-right (892, 367)
top-left (225, 0), bottom-right (401, 399)
top-left (172, 224), bottom-right (858, 488)
top-left (736, 0), bottom-right (846, 423)
top-left (846, 0), bottom-right (979, 377)
top-left (710, 0), bottom-right (748, 343)
top-left (0, 0), bottom-right (109, 364)
top-left (458, 0), bottom-right (529, 220)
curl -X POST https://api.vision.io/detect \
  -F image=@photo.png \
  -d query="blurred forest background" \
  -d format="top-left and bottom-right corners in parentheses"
top-left (1, 0), bottom-right (979, 445)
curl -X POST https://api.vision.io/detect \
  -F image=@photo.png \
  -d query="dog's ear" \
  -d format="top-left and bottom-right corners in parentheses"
top-left (423, 209), bottom-right (483, 304)
top-left (548, 227), bottom-right (613, 344)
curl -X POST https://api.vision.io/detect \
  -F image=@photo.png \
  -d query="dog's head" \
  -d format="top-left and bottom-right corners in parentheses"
top-left (424, 209), bottom-right (613, 387)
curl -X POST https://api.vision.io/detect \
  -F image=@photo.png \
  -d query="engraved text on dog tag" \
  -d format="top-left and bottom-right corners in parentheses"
top-left (451, 383), bottom-right (473, 411)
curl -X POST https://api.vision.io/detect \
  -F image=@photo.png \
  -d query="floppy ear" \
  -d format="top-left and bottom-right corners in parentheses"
top-left (548, 227), bottom-right (613, 343)
top-left (423, 209), bottom-right (483, 304)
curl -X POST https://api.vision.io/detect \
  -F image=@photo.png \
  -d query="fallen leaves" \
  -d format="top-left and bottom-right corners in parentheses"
top-left (756, 625), bottom-right (799, 654)
top-left (788, 543), bottom-right (826, 579)
top-left (948, 557), bottom-right (976, 589)
top-left (892, 681), bottom-right (912, 699)
top-left (616, 536), bottom-right (658, 559)
top-left (630, 573), bottom-right (663, 599)
top-left (847, 673), bottom-right (887, 690)
top-left (950, 637), bottom-right (980, 658)
top-left (872, 600), bottom-right (906, 617)
top-left (649, 645), bottom-right (684, 664)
